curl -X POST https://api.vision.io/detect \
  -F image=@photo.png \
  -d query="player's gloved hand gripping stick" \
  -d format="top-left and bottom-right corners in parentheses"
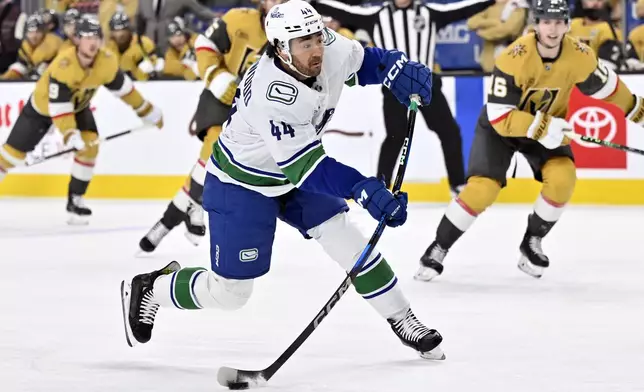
top-left (25, 125), bottom-right (153, 167)
top-left (217, 95), bottom-right (422, 390)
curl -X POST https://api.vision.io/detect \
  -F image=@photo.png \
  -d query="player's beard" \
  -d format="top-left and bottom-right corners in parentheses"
top-left (294, 54), bottom-right (323, 77)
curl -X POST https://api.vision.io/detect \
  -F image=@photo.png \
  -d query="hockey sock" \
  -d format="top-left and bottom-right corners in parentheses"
top-left (308, 213), bottom-right (409, 319)
top-left (161, 188), bottom-right (193, 229)
top-left (528, 194), bottom-right (564, 237)
top-left (69, 157), bottom-right (95, 196)
top-left (435, 198), bottom-right (478, 249)
top-left (187, 159), bottom-right (206, 205)
top-left (0, 144), bottom-right (26, 181)
top-left (153, 267), bottom-right (252, 310)
top-left (0, 167), bottom-right (6, 182)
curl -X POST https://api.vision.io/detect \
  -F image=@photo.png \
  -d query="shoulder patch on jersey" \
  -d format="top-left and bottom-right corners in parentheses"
top-left (266, 81), bottom-right (298, 105)
top-left (322, 27), bottom-right (337, 46)
top-left (574, 40), bottom-right (591, 54)
top-left (508, 43), bottom-right (526, 58)
top-left (59, 58), bottom-right (70, 68)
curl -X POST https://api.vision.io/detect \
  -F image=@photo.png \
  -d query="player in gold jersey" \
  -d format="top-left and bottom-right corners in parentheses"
top-left (0, 16), bottom-right (164, 224)
top-left (138, 0), bottom-right (284, 253)
top-left (106, 12), bottom-right (163, 81)
top-left (568, 0), bottom-right (643, 71)
top-left (1, 13), bottom-right (61, 80)
top-left (415, 0), bottom-right (644, 280)
top-left (162, 19), bottom-right (199, 81)
top-left (59, 8), bottom-right (81, 53)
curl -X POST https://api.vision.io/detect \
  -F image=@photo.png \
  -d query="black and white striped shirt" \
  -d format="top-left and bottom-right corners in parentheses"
top-left (313, 0), bottom-right (494, 68)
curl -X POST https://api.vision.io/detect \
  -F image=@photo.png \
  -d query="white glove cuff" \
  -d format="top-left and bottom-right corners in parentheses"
top-left (209, 71), bottom-right (236, 99)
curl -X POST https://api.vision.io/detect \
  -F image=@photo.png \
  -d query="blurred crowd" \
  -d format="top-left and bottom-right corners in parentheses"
top-left (1, 0), bottom-right (644, 80)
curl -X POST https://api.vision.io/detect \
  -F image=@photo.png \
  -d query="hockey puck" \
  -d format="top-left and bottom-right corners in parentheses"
top-left (227, 382), bottom-right (249, 390)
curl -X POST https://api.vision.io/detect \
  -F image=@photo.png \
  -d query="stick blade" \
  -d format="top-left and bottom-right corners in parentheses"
top-left (217, 367), bottom-right (267, 389)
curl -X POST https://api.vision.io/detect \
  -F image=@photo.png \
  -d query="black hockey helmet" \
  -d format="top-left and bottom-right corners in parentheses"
top-left (533, 0), bottom-right (570, 22)
top-left (38, 8), bottom-right (59, 31)
top-left (76, 15), bottom-right (103, 39)
top-left (166, 20), bottom-right (185, 37)
top-left (109, 11), bottom-right (131, 31)
top-left (25, 13), bottom-right (47, 33)
top-left (63, 8), bottom-right (81, 26)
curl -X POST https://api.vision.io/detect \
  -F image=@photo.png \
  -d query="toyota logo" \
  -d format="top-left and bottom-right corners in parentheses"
top-left (569, 106), bottom-right (617, 148)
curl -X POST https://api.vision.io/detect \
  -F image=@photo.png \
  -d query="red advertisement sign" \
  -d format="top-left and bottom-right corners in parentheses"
top-left (566, 87), bottom-right (627, 169)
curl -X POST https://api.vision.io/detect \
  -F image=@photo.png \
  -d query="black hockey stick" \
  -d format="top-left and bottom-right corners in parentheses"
top-left (25, 126), bottom-right (151, 167)
top-left (564, 130), bottom-right (644, 156)
top-left (217, 95), bottom-right (421, 390)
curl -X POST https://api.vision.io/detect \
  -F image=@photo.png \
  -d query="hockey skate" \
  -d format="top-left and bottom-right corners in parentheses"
top-left (138, 221), bottom-right (171, 254)
top-left (518, 232), bottom-right (550, 278)
top-left (414, 241), bottom-right (447, 281)
top-left (184, 203), bottom-right (206, 246)
top-left (388, 308), bottom-right (445, 360)
top-left (120, 261), bottom-right (181, 347)
top-left (67, 194), bottom-right (91, 225)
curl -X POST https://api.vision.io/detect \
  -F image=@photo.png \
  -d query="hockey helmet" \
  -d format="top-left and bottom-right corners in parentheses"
top-left (109, 11), bottom-right (131, 31)
top-left (76, 15), bottom-right (103, 39)
top-left (533, 0), bottom-right (570, 22)
top-left (264, 0), bottom-right (325, 54)
top-left (38, 8), bottom-right (59, 31)
top-left (25, 13), bottom-right (47, 32)
top-left (166, 20), bottom-right (185, 37)
top-left (63, 8), bottom-right (81, 26)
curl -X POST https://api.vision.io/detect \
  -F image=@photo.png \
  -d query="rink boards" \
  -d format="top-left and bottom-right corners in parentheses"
top-left (2, 75), bottom-right (644, 204)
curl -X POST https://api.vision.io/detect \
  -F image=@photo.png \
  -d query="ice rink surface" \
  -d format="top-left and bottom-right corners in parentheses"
top-left (1, 198), bottom-right (643, 392)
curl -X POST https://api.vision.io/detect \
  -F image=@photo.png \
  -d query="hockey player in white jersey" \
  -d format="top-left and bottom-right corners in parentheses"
top-left (121, 0), bottom-right (444, 360)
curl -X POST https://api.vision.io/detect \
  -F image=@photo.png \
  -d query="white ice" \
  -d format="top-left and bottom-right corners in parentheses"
top-left (1, 199), bottom-right (643, 392)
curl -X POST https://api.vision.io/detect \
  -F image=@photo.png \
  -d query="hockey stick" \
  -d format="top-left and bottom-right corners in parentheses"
top-left (217, 95), bottom-right (421, 390)
top-left (25, 125), bottom-right (151, 167)
top-left (564, 130), bottom-right (644, 156)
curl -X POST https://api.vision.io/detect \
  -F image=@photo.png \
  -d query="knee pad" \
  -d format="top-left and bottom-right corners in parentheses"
top-left (199, 126), bottom-right (221, 162)
top-left (75, 131), bottom-right (99, 162)
top-left (458, 176), bottom-right (502, 214)
top-left (0, 144), bottom-right (26, 170)
top-left (541, 157), bottom-right (576, 205)
top-left (196, 271), bottom-right (254, 310)
top-left (308, 212), bottom-right (375, 271)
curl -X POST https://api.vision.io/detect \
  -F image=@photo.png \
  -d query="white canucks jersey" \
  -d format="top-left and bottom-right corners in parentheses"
top-left (206, 29), bottom-right (365, 197)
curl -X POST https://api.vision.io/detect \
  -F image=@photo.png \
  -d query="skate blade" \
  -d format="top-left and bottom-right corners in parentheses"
top-left (67, 213), bottom-right (89, 226)
top-left (120, 280), bottom-right (137, 347)
top-left (414, 265), bottom-right (440, 281)
top-left (518, 256), bottom-right (544, 279)
top-left (420, 344), bottom-right (446, 360)
top-left (184, 231), bottom-right (204, 247)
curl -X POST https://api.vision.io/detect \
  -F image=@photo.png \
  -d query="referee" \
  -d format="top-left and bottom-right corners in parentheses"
top-left (313, 0), bottom-right (495, 194)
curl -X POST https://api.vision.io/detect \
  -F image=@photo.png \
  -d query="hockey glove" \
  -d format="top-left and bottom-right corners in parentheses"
top-left (209, 70), bottom-right (238, 106)
top-left (352, 177), bottom-right (408, 227)
top-left (138, 59), bottom-right (155, 75)
top-left (378, 50), bottom-right (432, 107)
top-left (626, 95), bottom-right (644, 125)
top-left (138, 102), bottom-right (164, 129)
top-left (63, 129), bottom-right (86, 151)
top-left (527, 112), bottom-right (570, 149)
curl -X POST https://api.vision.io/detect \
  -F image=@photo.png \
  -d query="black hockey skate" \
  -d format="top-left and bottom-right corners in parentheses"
top-left (184, 203), bottom-right (206, 246)
top-left (518, 213), bottom-right (554, 279)
top-left (138, 221), bottom-right (171, 253)
top-left (414, 241), bottom-right (447, 281)
top-left (120, 261), bottom-right (181, 347)
top-left (518, 233), bottom-right (550, 278)
top-left (388, 308), bottom-right (445, 360)
top-left (66, 194), bottom-right (92, 225)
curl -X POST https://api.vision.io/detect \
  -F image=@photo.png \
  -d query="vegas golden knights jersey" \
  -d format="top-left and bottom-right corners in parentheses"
top-left (1, 33), bottom-right (62, 79)
top-left (164, 33), bottom-right (199, 80)
top-left (196, 8), bottom-right (268, 84)
top-left (30, 46), bottom-right (147, 134)
top-left (569, 18), bottom-right (622, 54)
top-left (105, 34), bottom-right (158, 81)
top-left (486, 33), bottom-right (635, 138)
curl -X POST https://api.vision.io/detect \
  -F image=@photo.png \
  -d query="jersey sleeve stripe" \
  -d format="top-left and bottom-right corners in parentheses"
top-left (276, 139), bottom-right (322, 168)
top-left (195, 35), bottom-right (218, 52)
top-left (279, 144), bottom-right (327, 186)
top-left (105, 72), bottom-right (134, 97)
top-left (487, 103), bottom-right (514, 124)
top-left (590, 68), bottom-right (619, 100)
top-left (49, 103), bottom-right (75, 118)
top-left (9, 62), bottom-right (27, 75)
top-left (218, 140), bottom-right (287, 179)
